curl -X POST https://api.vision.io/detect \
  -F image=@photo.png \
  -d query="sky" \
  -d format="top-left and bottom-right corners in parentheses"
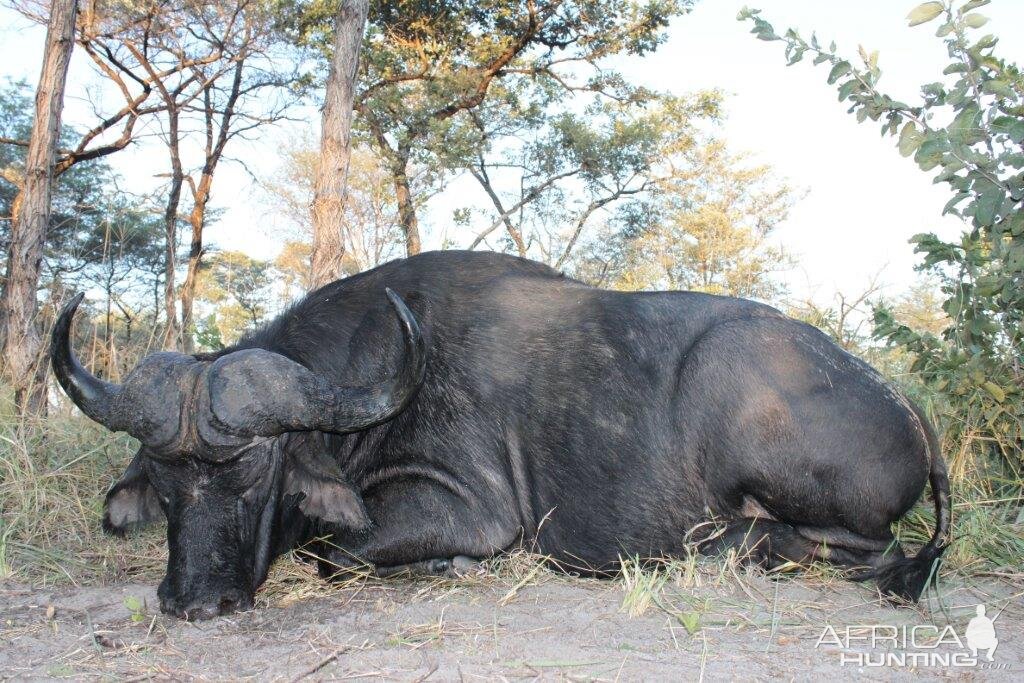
top-left (2, 0), bottom-right (1023, 306)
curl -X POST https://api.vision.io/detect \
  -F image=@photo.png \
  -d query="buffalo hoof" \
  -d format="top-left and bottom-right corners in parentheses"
top-left (161, 590), bottom-right (253, 621)
top-left (451, 555), bottom-right (480, 575)
top-left (374, 556), bottom-right (481, 578)
top-left (375, 558), bottom-right (451, 577)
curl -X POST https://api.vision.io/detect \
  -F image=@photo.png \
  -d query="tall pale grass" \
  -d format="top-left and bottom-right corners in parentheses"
top-left (0, 396), bottom-right (165, 585)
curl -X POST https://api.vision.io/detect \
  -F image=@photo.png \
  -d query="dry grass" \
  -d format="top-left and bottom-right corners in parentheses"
top-left (0, 404), bottom-right (166, 587)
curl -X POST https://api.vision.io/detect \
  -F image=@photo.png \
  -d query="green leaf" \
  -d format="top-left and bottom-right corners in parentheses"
top-left (1008, 213), bottom-right (1024, 236)
top-left (677, 611), bottom-right (701, 635)
top-left (907, 2), bottom-right (945, 27)
top-left (123, 596), bottom-right (146, 622)
top-left (942, 192), bottom-right (969, 215)
top-left (949, 103), bottom-right (981, 142)
top-left (982, 79), bottom-right (1014, 98)
top-left (960, 0), bottom-right (991, 12)
top-left (898, 122), bottom-right (924, 157)
top-left (972, 185), bottom-right (1004, 226)
top-left (827, 61), bottom-right (851, 84)
top-left (983, 381), bottom-right (1006, 403)
top-left (1010, 121), bottom-right (1024, 145)
top-left (962, 13), bottom-right (989, 29)
top-left (915, 134), bottom-right (949, 171)
top-left (991, 116), bottom-right (1017, 135)
top-left (974, 34), bottom-right (998, 49)
top-left (837, 79), bottom-right (859, 101)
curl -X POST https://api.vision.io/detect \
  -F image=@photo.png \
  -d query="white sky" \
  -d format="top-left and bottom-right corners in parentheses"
top-left (2, 0), bottom-right (1022, 305)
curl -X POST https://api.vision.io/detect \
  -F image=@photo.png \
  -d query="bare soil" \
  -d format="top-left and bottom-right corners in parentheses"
top-left (1, 562), bottom-right (1021, 681)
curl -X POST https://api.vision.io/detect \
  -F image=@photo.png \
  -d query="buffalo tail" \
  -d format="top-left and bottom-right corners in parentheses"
top-left (863, 412), bottom-right (952, 603)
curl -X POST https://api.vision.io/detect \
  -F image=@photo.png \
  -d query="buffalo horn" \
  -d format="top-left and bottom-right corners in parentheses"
top-left (205, 288), bottom-right (428, 439)
top-left (50, 293), bottom-right (126, 430)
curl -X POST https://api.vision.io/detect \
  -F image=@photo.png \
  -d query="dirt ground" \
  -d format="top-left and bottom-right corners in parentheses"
top-left (1, 561), bottom-right (1021, 681)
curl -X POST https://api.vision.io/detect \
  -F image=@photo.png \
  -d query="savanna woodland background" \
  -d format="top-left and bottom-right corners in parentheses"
top-left (0, 0), bottom-right (1022, 677)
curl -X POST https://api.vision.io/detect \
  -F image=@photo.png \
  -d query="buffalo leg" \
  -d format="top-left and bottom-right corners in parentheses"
top-left (373, 555), bottom-right (479, 578)
top-left (700, 519), bottom-right (895, 571)
top-left (317, 480), bottom-right (515, 579)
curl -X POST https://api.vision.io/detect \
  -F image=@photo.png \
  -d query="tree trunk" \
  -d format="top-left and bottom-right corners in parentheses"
top-left (392, 156), bottom-right (421, 256)
top-left (469, 164), bottom-right (528, 256)
top-left (162, 109), bottom-right (184, 350)
top-left (178, 238), bottom-right (200, 355)
top-left (179, 173), bottom-right (213, 354)
top-left (310, 0), bottom-right (369, 288)
top-left (0, 0), bottom-right (78, 415)
top-left (104, 266), bottom-right (114, 378)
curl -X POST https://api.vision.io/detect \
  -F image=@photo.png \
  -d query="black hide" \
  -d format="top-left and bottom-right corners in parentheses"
top-left (95, 250), bottom-right (951, 616)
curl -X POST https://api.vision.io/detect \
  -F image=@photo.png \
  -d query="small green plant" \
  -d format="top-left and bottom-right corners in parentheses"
top-left (674, 609), bottom-right (701, 636)
top-left (619, 556), bottom-right (669, 617)
top-left (123, 595), bottom-right (147, 623)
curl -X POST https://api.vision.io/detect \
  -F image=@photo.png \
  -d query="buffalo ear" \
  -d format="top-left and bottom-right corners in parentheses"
top-left (103, 449), bottom-right (163, 537)
top-left (283, 451), bottom-right (370, 531)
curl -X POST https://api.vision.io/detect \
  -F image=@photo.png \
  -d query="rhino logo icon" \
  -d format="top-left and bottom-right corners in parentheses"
top-left (965, 604), bottom-right (998, 662)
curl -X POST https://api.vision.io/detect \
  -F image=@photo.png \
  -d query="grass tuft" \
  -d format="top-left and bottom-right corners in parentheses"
top-left (0, 401), bottom-right (165, 586)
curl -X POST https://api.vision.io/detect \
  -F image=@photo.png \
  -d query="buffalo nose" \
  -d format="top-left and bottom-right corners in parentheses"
top-left (166, 590), bottom-right (251, 620)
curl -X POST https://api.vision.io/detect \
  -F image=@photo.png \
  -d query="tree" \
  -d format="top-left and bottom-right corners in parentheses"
top-left (310, 0), bottom-right (369, 288)
top-left (890, 277), bottom-right (950, 337)
top-left (786, 274), bottom-right (884, 352)
top-left (464, 93), bottom-right (726, 270)
top-left (263, 138), bottom-right (404, 284)
top-left (571, 139), bottom-right (795, 298)
top-left (53, 0), bottom-right (244, 349)
top-left (2, 0), bottom-right (265, 392)
top-left (195, 250), bottom-right (273, 346)
top-left (1, 81), bottom-right (123, 270)
top-left (109, 0), bottom-right (302, 351)
top-left (0, 80), bottom-right (33, 234)
top-left (2, 80), bottom-right (167, 382)
top-left (740, 0), bottom-right (1024, 468)
top-left (66, 201), bottom-right (165, 380)
top-left (459, 89), bottom-right (796, 299)
top-left (274, 240), bottom-right (313, 301)
top-left (1, 0), bottom-right (78, 413)
top-left (285, 0), bottom-right (695, 256)
top-left (4, 1), bottom-right (187, 187)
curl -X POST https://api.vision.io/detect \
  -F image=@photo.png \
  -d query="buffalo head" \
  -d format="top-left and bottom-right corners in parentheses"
top-left (52, 290), bottom-right (425, 620)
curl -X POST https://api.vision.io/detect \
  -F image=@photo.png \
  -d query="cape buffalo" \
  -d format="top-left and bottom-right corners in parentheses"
top-left (52, 250), bottom-right (950, 620)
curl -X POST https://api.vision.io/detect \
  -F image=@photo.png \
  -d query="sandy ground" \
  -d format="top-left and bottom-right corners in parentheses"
top-left (1, 562), bottom-right (1021, 681)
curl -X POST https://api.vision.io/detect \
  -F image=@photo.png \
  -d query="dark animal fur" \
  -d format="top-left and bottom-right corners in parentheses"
top-left (98, 251), bottom-right (951, 615)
